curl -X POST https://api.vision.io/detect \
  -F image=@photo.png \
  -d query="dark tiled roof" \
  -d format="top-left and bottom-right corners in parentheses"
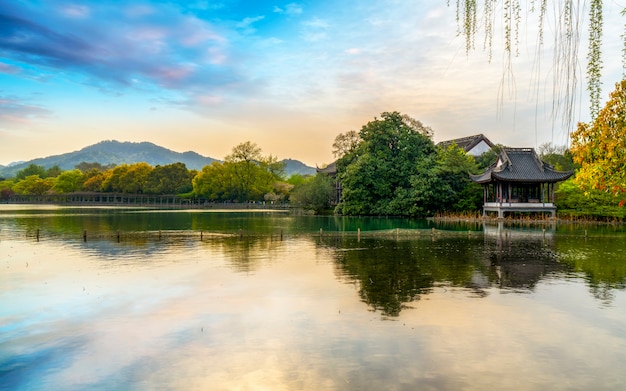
top-left (438, 133), bottom-right (494, 152)
top-left (470, 148), bottom-right (573, 183)
top-left (317, 161), bottom-right (337, 175)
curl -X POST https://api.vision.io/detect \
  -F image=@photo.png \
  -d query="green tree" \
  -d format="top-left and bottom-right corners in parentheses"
top-left (13, 175), bottom-right (54, 195)
top-left (286, 173), bottom-right (310, 187)
top-left (223, 142), bottom-right (285, 202)
top-left (16, 164), bottom-right (47, 180)
top-left (336, 112), bottom-right (436, 215)
top-left (75, 162), bottom-right (115, 173)
top-left (146, 163), bottom-right (194, 194)
top-left (473, 148), bottom-right (499, 171)
top-left (192, 162), bottom-right (232, 200)
top-left (436, 144), bottom-right (482, 212)
top-left (570, 79), bottom-right (626, 203)
top-left (46, 165), bottom-right (62, 178)
top-left (0, 179), bottom-right (15, 200)
top-left (290, 174), bottom-right (334, 213)
top-left (225, 142), bottom-right (263, 201)
top-left (332, 130), bottom-right (360, 158)
top-left (102, 163), bottom-right (153, 193)
top-left (52, 169), bottom-right (85, 193)
top-left (556, 178), bottom-right (626, 219)
top-left (538, 142), bottom-right (579, 172)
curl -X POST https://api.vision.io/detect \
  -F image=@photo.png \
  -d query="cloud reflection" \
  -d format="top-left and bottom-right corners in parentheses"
top-left (1, 229), bottom-right (626, 390)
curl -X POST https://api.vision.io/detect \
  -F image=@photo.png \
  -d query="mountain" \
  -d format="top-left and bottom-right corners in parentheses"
top-left (282, 159), bottom-right (316, 177)
top-left (0, 140), bottom-right (216, 178)
top-left (0, 140), bottom-right (316, 178)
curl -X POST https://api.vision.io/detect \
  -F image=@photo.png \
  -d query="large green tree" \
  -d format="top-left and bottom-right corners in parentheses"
top-left (387, 145), bottom-right (481, 216)
top-left (52, 169), bottom-right (85, 193)
top-left (101, 163), bottom-right (153, 194)
top-left (16, 164), bottom-right (47, 180)
top-left (192, 162), bottom-right (233, 201)
top-left (336, 112), bottom-right (436, 215)
top-left (145, 163), bottom-right (194, 195)
top-left (225, 142), bottom-right (265, 201)
top-left (193, 142), bottom-right (286, 202)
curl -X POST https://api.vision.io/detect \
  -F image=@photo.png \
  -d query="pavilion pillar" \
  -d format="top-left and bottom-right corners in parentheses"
top-left (508, 183), bottom-right (511, 203)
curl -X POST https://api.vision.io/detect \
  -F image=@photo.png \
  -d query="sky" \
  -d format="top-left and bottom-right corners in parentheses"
top-left (0, 1), bottom-right (624, 167)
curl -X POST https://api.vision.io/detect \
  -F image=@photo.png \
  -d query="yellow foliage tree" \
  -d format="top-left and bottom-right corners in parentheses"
top-left (571, 79), bottom-right (626, 205)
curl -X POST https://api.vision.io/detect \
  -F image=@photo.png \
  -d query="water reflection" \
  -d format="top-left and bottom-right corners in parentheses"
top-left (2, 207), bottom-right (626, 390)
top-left (324, 235), bottom-right (558, 316)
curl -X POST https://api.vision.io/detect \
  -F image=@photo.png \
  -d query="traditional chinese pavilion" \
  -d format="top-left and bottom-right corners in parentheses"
top-left (470, 148), bottom-right (573, 218)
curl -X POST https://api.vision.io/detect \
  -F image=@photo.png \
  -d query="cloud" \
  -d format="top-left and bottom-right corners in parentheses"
top-left (0, 62), bottom-right (21, 74)
top-left (237, 16), bottom-right (265, 29)
top-left (273, 3), bottom-right (303, 16)
top-left (301, 17), bottom-right (329, 42)
top-left (0, 96), bottom-right (52, 125)
top-left (0, 4), bottom-right (238, 95)
top-left (59, 4), bottom-right (91, 18)
top-left (236, 15), bottom-right (265, 34)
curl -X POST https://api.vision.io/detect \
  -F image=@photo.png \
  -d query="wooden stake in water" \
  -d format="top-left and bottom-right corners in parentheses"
top-left (358, 228), bottom-right (361, 242)
top-left (36, 228), bottom-right (40, 242)
top-left (83, 230), bottom-right (87, 242)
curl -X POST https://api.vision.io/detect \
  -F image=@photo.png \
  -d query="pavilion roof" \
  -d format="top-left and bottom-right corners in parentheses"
top-left (316, 161), bottom-right (337, 175)
top-left (470, 148), bottom-right (573, 184)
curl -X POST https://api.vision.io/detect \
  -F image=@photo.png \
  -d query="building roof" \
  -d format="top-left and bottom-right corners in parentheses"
top-left (470, 148), bottom-right (574, 184)
top-left (438, 134), bottom-right (494, 153)
top-left (316, 161), bottom-right (337, 175)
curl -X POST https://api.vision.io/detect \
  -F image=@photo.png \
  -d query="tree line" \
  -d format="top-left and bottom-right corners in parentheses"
top-left (0, 141), bottom-right (310, 205)
top-left (310, 79), bottom-right (625, 219)
top-left (1, 79), bottom-right (624, 218)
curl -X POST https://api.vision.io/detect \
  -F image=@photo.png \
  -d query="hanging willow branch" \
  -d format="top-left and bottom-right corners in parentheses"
top-left (622, 8), bottom-right (626, 79)
top-left (453, 0), bottom-right (609, 135)
top-left (587, 0), bottom-right (603, 120)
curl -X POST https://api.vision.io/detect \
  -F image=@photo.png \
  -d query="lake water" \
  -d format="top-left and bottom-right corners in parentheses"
top-left (1, 205), bottom-right (625, 390)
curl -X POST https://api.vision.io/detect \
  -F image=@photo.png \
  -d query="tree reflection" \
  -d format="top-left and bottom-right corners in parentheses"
top-left (325, 236), bottom-right (479, 316)
top-left (324, 230), bottom-right (579, 316)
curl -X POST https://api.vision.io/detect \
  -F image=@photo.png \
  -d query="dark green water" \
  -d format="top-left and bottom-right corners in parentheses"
top-left (1, 206), bottom-right (625, 390)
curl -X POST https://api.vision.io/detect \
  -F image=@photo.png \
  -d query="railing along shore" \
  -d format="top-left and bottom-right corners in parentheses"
top-left (2, 193), bottom-right (290, 209)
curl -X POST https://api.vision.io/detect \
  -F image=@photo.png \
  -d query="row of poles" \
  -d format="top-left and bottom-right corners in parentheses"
top-left (33, 228), bottom-right (286, 242)
top-left (30, 226), bottom-right (458, 243)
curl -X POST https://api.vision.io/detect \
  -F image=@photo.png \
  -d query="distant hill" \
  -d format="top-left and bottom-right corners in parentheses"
top-left (0, 140), bottom-right (316, 178)
top-left (283, 159), bottom-right (316, 177)
top-left (0, 140), bottom-right (216, 177)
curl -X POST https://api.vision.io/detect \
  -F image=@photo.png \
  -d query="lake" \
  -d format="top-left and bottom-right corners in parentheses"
top-left (1, 205), bottom-right (625, 390)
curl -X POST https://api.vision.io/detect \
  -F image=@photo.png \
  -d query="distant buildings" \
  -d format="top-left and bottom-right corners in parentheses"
top-left (437, 134), bottom-right (495, 156)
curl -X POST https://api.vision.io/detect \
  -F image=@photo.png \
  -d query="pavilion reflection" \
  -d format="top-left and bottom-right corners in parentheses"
top-left (324, 225), bottom-right (570, 316)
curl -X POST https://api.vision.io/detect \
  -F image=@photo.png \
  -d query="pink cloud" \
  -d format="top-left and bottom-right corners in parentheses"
top-left (0, 62), bottom-right (21, 74)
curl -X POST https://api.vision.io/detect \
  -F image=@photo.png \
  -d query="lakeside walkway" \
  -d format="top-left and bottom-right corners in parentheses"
top-left (3, 192), bottom-right (291, 210)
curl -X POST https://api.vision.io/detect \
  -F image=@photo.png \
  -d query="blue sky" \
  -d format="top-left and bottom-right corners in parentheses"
top-left (0, 1), bottom-right (624, 167)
